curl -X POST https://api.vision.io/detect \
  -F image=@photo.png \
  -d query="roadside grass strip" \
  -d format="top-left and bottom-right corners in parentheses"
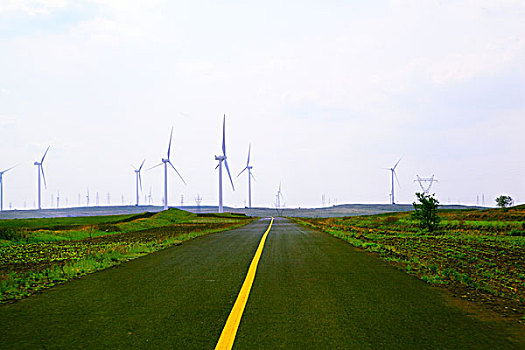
top-left (216, 217), bottom-right (274, 350)
top-left (0, 210), bottom-right (255, 303)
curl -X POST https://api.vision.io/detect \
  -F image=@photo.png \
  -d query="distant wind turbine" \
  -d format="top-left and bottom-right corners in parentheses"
top-left (215, 115), bottom-right (234, 213)
top-left (275, 182), bottom-right (284, 215)
top-left (149, 127), bottom-right (186, 210)
top-left (133, 159), bottom-right (146, 206)
top-left (276, 182), bottom-right (284, 209)
top-left (34, 146), bottom-right (50, 210)
top-left (237, 144), bottom-right (255, 208)
top-left (385, 157), bottom-right (402, 205)
top-left (0, 165), bottom-right (16, 211)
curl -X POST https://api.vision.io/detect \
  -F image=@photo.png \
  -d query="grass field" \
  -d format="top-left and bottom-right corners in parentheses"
top-left (0, 209), bottom-right (254, 303)
top-left (293, 205), bottom-right (525, 322)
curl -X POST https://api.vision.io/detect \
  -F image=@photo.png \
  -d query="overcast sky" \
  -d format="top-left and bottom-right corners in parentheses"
top-left (1, 0), bottom-right (524, 210)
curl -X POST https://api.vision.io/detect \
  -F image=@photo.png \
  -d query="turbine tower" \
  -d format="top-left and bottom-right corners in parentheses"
top-left (238, 144), bottom-right (255, 208)
top-left (214, 115), bottom-right (234, 213)
top-left (133, 159), bottom-right (146, 206)
top-left (386, 157), bottom-right (402, 205)
top-left (0, 165), bottom-right (16, 211)
top-left (34, 146), bottom-right (50, 210)
top-left (150, 127), bottom-right (186, 210)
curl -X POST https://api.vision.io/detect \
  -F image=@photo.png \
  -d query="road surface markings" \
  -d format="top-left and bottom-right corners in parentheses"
top-left (215, 217), bottom-right (274, 350)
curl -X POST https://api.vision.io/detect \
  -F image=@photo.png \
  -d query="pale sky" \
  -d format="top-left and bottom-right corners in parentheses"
top-left (1, 0), bottom-right (524, 209)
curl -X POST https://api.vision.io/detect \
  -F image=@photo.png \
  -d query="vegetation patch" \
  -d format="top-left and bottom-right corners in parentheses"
top-left (0, 209), bottom-right (254, 303)
top-left (292, 205), bottom-right (525, 322)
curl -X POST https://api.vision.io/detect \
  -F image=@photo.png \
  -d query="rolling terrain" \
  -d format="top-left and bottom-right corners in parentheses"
top-left (0, 203), bottom-right (483, 220)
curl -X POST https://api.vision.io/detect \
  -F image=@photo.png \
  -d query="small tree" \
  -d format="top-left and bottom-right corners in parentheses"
top-left (412, 192), bottom-right (440, 232)
top-left (495, 195), bottom-right (513, 210)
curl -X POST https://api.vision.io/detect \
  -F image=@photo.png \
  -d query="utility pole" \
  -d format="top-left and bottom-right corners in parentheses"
top-left (414, 175), bottom-right (438, 194)
top-left (195, 194), bottom-right (202, 213)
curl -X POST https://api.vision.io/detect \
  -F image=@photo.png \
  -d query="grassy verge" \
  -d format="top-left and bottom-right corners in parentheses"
top-left (0, 209), bottom-right (255, 303)
top-left (292, 205), bottom-right (525, 321)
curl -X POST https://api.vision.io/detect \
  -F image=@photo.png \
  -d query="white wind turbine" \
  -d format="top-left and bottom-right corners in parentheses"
top-left (237, 144), bottom-right (255, 208)
top-left (0, 165), bottom-right (16, 211)
top-left (385, 157), bottom-right (402, 205)
top-left (275, 182), bottom-right (284, 209)
top-left (150, 127), bottom-right (186, 210)
top-left (215, 115), bottom-right (234, 213)
top-left (275, 182), bottom-right (284, 216)
top-left (133, 159), bottom-right (146, 206)
top-left (34, 146), bottom-right (50, 210)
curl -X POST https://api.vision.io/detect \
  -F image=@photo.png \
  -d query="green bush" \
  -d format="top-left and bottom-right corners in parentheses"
top-left (412, 192), bottom-right (441, 232)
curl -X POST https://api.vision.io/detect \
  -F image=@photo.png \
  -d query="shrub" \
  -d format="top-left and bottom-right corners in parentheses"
top-left (495, 195), bottom-right (513, 210)
top-left (412, 192), bottom-right (441, 232)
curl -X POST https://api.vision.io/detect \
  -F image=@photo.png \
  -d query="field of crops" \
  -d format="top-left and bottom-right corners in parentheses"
top-left (294, 205), bottom-right (525, 322)
top-left (0, 209), bottom-right (253, 302)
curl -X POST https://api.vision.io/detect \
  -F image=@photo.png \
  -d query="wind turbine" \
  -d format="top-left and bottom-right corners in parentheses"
top-left (34, 146), bottom-right (50, 210)
top-left (276, 182), bottom-right (283, 208)
top-left (386, 157), bottom-right (402, 205)
top-left (215, 115), bottom-right (234, 213)
top-left (0, 165), bottom-right (16, 211)
top-left (133, 159), bottom-right (146, 206)
top-left (238, 144), bottom-right (255, 208)
top-left (275, 182), bottom-right (284, 215)
top-left (149, 127), bottom-right (186, 210)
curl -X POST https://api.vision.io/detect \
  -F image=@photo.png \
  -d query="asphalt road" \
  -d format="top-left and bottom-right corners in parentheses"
top-left (0, 218), bottom-right (521, 349)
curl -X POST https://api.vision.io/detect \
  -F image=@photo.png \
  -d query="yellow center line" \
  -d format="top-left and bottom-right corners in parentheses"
top-left (215, 217), bottom-right (274, 350)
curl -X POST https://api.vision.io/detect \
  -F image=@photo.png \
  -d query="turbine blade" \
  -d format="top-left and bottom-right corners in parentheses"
top-left (41, 146), bottom-right (50, 163)
top-left (138, 172), bottom-right (143, 191)
top-left (394, 170), bottom-right (401, 188)
top-left (168, 160), bottom-right (187, 185)
top-left (1, 165), bottom-right (17, 174)
top-left (41, 166), bottom-right (47, 189)
top-left (222, 115), bottom-right (226, 156)
top-left (138, 159), bottom-right (146, 171)
top-left (393, 156), bottom-right (403, 170)
top-left (215, 162), bottom-right (220, 170)
top-left (237, 167), bottom-right (247, 177)
top-left (247, 144), bottom-right (251, 166)
top-left (224, 159), bottom-right (235, 191)
top-left (167, 127), bottom-right (173, 159)
top-left (250, 172), bottom-right (256, 182)
top-left (147, 162), bottom-right (163, 171)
